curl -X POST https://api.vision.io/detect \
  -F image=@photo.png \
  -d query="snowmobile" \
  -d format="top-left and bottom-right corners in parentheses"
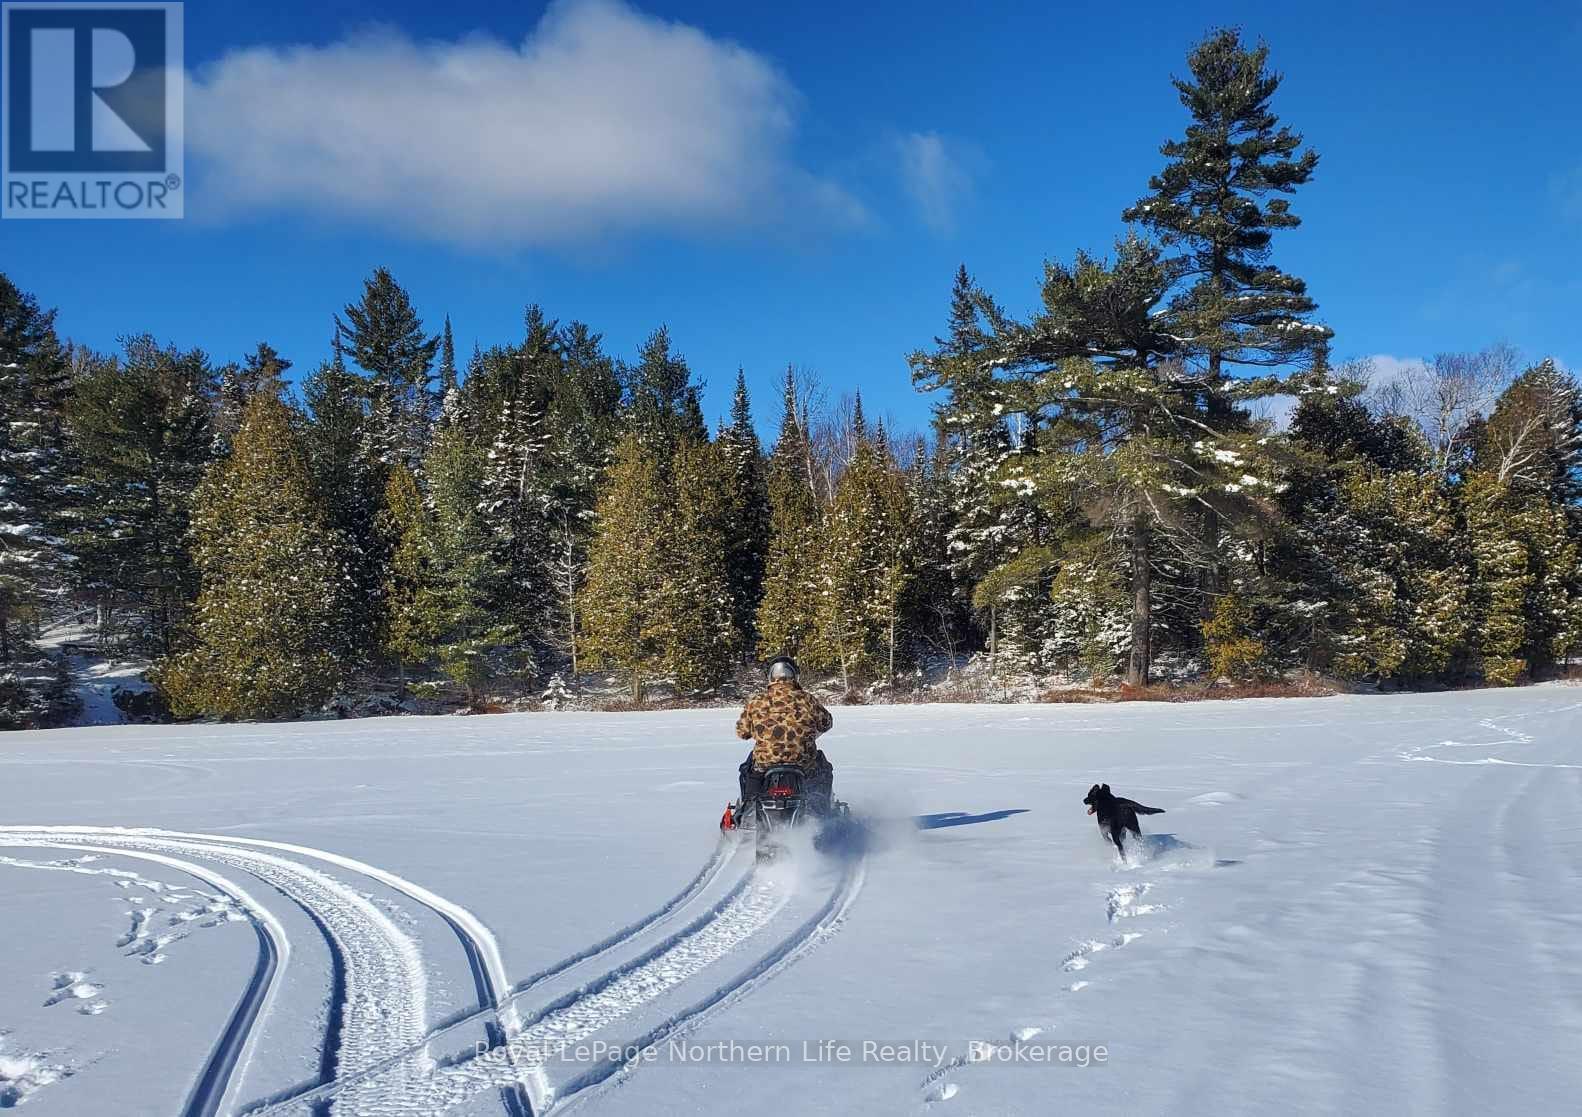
top-left (719, 764), bottom-right (850, 861)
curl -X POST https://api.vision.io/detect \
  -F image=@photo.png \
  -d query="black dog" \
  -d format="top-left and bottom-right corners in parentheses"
top-left (1084, 784), bottom-right (1165, 857)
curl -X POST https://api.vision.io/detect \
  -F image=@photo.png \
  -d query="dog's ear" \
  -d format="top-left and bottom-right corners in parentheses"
top-left (1102, 784), bottom-right (1110, 793)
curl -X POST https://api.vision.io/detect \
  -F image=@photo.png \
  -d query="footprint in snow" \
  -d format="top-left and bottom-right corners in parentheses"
top-left (924, 1082), bottom-right (959, 1103)
top-left (1063, 932), bottom-right (1143, 972)
top-left (43, 973), bottom-right (103, 1008)
top-left (1106, 882), bottom-right (1164, 922)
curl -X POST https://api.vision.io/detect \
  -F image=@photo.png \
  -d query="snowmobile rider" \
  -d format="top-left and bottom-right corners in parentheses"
top-left (734, 656), bottom-right (835, 804)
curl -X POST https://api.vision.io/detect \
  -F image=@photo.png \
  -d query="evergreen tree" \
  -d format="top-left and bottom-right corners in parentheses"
top-left (1124, 29), bottom-right (1330, 607)
top-left (299, 347), bottom-right (382, 661)
top-left (580, 432), bottom-right (668, 700)
top-left (375, 463), bottom-right (434, 686)
top-left (336, 268), bottom-right (439, 470)
top-left (64, 336), bottom-right (216, 654)
top-left (649, 438), bottom-right (741, 691)
top-left (952, 236), bottom-right (1293, 684)
top-left (0, 275), bottom-right (72, 663)
top-left (717, 370), bottom-right (770, 646)
top-left (468, 306), bottom-right (564, 650)
top-left (213, 343), bottom-right (291, 455)
top-left (1123, 29), bottom-right (1331, 382)
top-left (903, 435), bottom-right (966, 661)
top-left (157, 395), bottom-right (348, 718)
top-left (423, 424), bottom-right (500, 699)
top-left (628, 327), bottom-right (703, 454)
top-left (479, 391), bottom-right (552, 644)
top-left (1278, 385), bottom-right (1470, 681)
top-left (438, 316), bottom-right (459, 402)
top-left (756, 368), bottom-right (824, 659)
top-left (808, 418), bottom-right (914, 688)
top-left (1461, 361), bottom-right (1582, 681)
top-left (910, 266), bottom-right (1048, 671)
top-left (541, 320), bottom-right (623, 674)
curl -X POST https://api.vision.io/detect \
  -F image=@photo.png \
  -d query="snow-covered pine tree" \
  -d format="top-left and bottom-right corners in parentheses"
top-left (807, 408), bottom-right (914, 688)
top-left (213, 343), bottom-right (291, 456)
top-left (902, 435), bottom-right (964, 662)
top-left (1279, 384), bottom-right (1470, 681)
top-left (157, 395), bottom-right (348, 718)
top-left (335, 268), bottom-right (439, 472)
top-left (580, 432), bottom-right (668, 701)
top-left (64, 336), bottom-right (215, 655)
top-left (375, 463), bottom-right (434, 688)
top-left (910, 265), bottom-right (1048, 674)
top-left (299, 345), bottom-right (384, 664)
top-left (0, 275), bottom-right (72, 665)
top-left (1461, 361), bottom-right (1582, 682)
top-left (648, 438), bottom-right (741, 691)
top-left (975, 236), bottom-right (1294, 684)
top-left (1462, 473), bottom-right (1540, 686)
top-left (717, 370), bottom-right (770, 648)
top-left (422, 423), bottom-right (500, 701)
top-left (539, 320), bottom-right (623, 675)
top-left (628, 327), bottom-right (703, 455)
top-left (756, 367), bottom-right (824, 660)
top-left (438, 316), bottom-right (459, 407)
top-left (479, 391), bottom-right (552, 647)
top-left (1124, 28), bottom-right (1332, 606)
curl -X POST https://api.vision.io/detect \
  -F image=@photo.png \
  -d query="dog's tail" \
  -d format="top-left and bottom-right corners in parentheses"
top-left (1135, 805), bottom-right (1165, 815)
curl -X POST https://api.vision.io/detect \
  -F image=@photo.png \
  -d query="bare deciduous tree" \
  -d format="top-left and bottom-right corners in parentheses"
top-left (1365, 344), bottom-right (1520, 475)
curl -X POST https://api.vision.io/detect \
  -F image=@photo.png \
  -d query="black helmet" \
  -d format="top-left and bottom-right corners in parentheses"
top-left (766, 656), bottom-right (800, 682)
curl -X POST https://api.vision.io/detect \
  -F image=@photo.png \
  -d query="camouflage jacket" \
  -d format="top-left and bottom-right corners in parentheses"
top-left (735, 680), bottom-right (834, 770)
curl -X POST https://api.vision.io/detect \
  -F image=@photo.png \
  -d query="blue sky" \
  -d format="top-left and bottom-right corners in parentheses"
top-left (3, 0), bottom-right (1579, 438)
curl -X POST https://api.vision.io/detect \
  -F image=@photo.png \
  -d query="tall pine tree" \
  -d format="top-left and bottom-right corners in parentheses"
top-left (158, 395), bottom-right (348, 718)
top-left (757, 367), bottom-right (824, 660)
top-left (717, 370), bottom-right (770, 647)
top-left (650, 438), bottom-right (741, 691)
top-left (0, 275), bottom-right (72, 663)
top-left (65, 337), bottom-right (215, 654)
top-left (580, 432), bottom-right (668, 700)
top-left (1124, 28), bottom-right (1331, 605)
top-left (336, 268), bottom-right (439, 471)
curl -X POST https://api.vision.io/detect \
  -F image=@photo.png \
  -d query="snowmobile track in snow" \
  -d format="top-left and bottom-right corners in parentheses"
top-left (550, 848), bottom-right (867, 1114)
top-left (0, 827), bottom-right (858, 1117)
top-left (244, 835), bottom-right (743, 1116)
top-left (0, 827), bottom-right (432, 1117)
top-left (0, 838), bottom-right (292, 1117)
top-left (275, 842), bottom-right (863, 1116)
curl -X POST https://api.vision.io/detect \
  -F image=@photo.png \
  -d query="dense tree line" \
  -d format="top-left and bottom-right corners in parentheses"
top-left (1, 29), bottom-right (1577, 724)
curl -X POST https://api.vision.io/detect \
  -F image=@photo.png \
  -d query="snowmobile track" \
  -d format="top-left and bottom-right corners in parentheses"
top-left (242, 835), bottom-right (744, 1116)
top-left (147, 829), bottom-right (535, 1117)
top-left (1, 827), bottom-right (430, 1117)
top-left (321, 865), bottom-right (774, 1114)
top-left (551, 848), bottom-right (868, 1114)
top-left (292, 841), bottom-right (858, 1115)
top-left (0, 828), bottom-right (804, 1117)
top-left (0, 839), bottom-right (292, 1117)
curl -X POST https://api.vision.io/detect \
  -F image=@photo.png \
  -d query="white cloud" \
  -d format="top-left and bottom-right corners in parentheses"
top-left (186, 0), bottom-right (863, 245)
top-left (1352, 353), bottom-right (1430, 402)
top-left (895, 131), bottom-right (972, 234)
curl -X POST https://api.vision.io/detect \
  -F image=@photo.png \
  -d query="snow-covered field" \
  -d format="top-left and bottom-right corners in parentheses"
top-left (3, 687), bottom-right (1580, 1115)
